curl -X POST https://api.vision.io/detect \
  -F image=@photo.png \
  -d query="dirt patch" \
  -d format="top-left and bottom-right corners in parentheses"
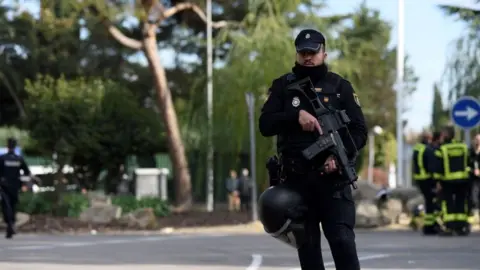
top-left (19, 210), bottom-right (253, 234)
top-left (16, 210), bottom-right (480, 235)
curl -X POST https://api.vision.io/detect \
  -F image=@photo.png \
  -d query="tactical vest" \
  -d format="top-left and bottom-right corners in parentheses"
top-left (277, 72), bottom-right (343, 155)
top-left (434, 140), bottom-right (469, 181)
top-left (412, 143), bottom-right (430, 180)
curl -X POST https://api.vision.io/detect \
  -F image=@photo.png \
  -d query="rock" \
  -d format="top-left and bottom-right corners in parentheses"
top-left (79, 205), bottom-right (122, 224)
top-left (87, 192), bottom-right (112, 206)
top-left (355, 200), bottom-right (381, 228)
top-left (0, 212), bottom-right (30, 228)
top-left (387, 187), bottom-right (422, 211)
top-left (378, 198), bottom-right (403, 224)
top-left (405, 195), bottom-right (425, 215)
top-left (352, 181), bottom-right (381, 202)
top-left (119, 208), bottom-right (157, 229)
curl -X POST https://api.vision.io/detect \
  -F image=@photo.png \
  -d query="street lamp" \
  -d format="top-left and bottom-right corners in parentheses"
top-left (205, 0), bottom-right (214, 212)
top-left (367, 125), bottom-right (384, 185)
top-left (396, 0), bottom-right (405, 190)
top-left (245, 92), bottom-right (258, 222)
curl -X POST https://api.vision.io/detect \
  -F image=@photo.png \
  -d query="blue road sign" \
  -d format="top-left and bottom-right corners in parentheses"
top-left (451, 96), bottom-right (480, 129)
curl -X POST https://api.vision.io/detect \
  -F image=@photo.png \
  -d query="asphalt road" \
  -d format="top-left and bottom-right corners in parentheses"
top-left (0, 230), bottom-right (479, 269)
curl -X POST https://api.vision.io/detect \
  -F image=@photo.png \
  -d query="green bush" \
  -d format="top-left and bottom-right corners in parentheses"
top-left (18, 192), bottom-right (52, 215)
top-left (18, 192), bottom-right (170, 218)
top-left (17, 192), bottom-right (89, 217)
top-left (57, 193), bottom-right (90, 217)
top-left (111, 195), bottom-right (170, 217)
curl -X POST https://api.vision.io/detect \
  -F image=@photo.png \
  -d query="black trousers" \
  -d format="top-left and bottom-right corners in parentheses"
top-left (0, 188), bottom-right (17, 226)
top-left (468, 178), bottom-right (480, 212)
top-left (440, 181), bottom-right (469, 229)
top-left (417, 179), bottom-right (438, 227)
top-left (284, 171), bottom-right (359, 270)
top-left (240, 195), bottom-right (251, 211)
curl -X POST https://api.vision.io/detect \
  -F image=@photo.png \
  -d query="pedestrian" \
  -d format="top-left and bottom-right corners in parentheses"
top-left (0, 138), bottom-right (36, 238)
top-left (435, 126), bottom-right (470, 235)
top-left (467, 134), bottom-right (480, 223)
top-left (225, 169), bottom-right (240, 211)
top-left (412, 131), bottom-right (441, 235)
top-left (257, 29), bottom-right (368, 270)
top-left (238, 168), bottom-right (252, 211)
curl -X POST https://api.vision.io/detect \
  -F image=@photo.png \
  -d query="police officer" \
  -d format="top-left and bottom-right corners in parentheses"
top-left (258, 29), bottom-right (368, 270)
top-left (0, 138), bottom-right (34, 238)
top-left (434, 126), bottom-right (470, 235)
top-left (412, 131), bottom-right (441, 235)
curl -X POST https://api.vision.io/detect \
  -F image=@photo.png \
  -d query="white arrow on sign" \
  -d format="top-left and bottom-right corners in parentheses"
top-left (454, 106), bottom-right (478, 121)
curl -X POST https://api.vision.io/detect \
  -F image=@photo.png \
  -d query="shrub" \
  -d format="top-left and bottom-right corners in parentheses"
top-left (17, 192), bottom-right (89, 217)
top-left (17, 192), bottom-right (170, 218)
top-left (111, 195), bottom-right (170, 217)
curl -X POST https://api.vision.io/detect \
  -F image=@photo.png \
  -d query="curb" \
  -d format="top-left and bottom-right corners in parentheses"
top-left (15, 223), bottom-right (480, 236)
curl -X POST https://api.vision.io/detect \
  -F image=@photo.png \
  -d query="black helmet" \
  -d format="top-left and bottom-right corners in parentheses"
top-left (7, 137), bottom-right (17, 149)
top-left (258, 185), bottom-right (308, 249)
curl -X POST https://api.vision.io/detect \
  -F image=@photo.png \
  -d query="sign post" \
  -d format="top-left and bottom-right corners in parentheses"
top-left (245, 92), bottom-right (258, 222)
top-left (451, 96), bottom-right (480, 147)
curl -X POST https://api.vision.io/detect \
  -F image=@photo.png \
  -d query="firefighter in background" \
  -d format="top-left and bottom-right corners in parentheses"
top-left (430, 132), bottom-right (444, 226)
top-left (412, 130), bottom-right (440, 234)
top-left (467, 134), bottom-right (480, 224)
top-left (434, 126), bottom-right (471, 235)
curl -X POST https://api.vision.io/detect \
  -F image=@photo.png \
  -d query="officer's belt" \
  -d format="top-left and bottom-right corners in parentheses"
top-left (281, 156), bottom-right (325, 175)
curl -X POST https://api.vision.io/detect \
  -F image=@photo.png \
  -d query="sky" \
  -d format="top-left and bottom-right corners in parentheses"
top-left (6, 0), bottom-right (480, 132)
top-left (324, 0), bottom-right (479, 132)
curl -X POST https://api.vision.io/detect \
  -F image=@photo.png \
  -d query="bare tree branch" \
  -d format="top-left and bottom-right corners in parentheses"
top-left (105, 22), bottom-right (143, 50)
top-left (88, 5), bottom-right (143, 50)
top-left (163, 3), bottom-right (229, 28)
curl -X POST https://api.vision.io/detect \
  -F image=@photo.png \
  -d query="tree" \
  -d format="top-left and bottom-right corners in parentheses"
top-left (80, 0), bottom-right (241, 211)
top-left (431, 83), bottom-right (448, 129)
top-left (24, 75), bottom-right (163, 191)
top-left (332, 3), bottom-right (418, 133)
top-left (0, 4), bottom-right (26, 123)
top-left (439, 2), bottom-right (480, 102)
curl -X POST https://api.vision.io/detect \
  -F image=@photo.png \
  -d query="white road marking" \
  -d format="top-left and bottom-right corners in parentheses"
top-left (289, 253), bottom-right (391, 270)
top-left (246, 254), bottom-right (263, 270)
top-left (4, 234), bottom-right (229, 251)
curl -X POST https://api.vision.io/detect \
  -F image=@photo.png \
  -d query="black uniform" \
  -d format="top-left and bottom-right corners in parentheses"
top-left (412, 142), bottom-right (439, 234)
top-left (434, 138), bottom-right (470, 234)
top-left (468, 147), bottom-right (480, 216)
top-left (259, 29), bottom-right (368, 270)
top-left (0, 150), bottom-right (30, 231)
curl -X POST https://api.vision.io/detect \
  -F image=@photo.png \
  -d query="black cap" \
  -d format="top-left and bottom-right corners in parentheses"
top-left (7, 137), bottom-right (16, 149)
top-left (294, 29), bottom-right (326, 53)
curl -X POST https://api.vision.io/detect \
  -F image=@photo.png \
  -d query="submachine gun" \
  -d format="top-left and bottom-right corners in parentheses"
top-left (286, 77), bottom-right (358, 189)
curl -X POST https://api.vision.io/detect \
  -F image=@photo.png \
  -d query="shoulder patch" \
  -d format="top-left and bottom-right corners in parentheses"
top-left (353, 93), bottom-right (360, 106)
top-left (286, 73), bottom-right (296, 83)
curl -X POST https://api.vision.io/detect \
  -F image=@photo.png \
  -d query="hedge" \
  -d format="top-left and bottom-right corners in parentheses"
top-left (17, 192), bottom-right (170, 218)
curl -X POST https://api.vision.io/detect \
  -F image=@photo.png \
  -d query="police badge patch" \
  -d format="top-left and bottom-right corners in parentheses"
top-left (353, 93), bottom-right (360, 106)
top-left (292, 96), bottom-right (300, 107)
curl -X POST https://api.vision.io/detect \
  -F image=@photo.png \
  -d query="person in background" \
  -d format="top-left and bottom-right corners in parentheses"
top-left (412, 131), bottom-right (439, 235)
top-left (238, 168), bottom-right (252, 212)
top-left (468, 134), bottom-right (480, 223)
top-left (435, 126), bottom-right (470, 235)
top-left (225, 169), bottom-right (240, 211)
top-left (0, 138), bottom-right (36, 238)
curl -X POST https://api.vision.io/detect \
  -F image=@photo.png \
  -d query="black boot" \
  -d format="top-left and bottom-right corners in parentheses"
top-left (5, 225), bottom-right (14, 239)
top-left (422, 225), bottom-right (438, 235)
